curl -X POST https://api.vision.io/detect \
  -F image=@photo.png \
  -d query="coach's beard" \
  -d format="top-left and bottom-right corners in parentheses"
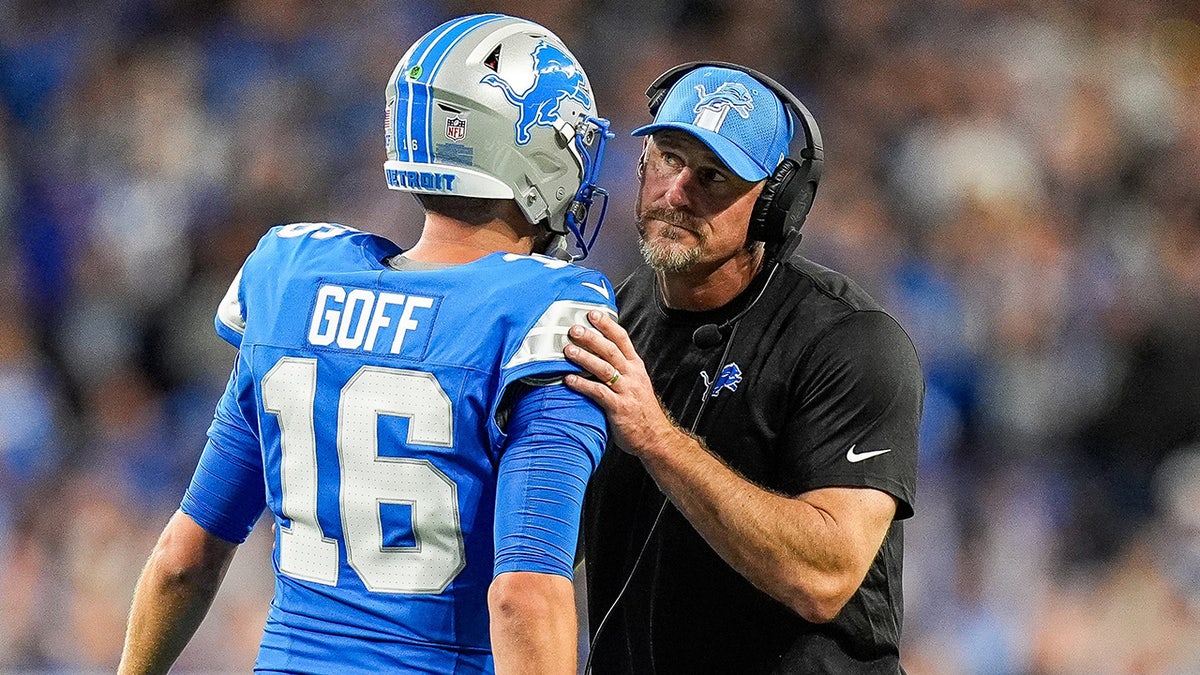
top-left (636, 206), bottom-right (706, 273)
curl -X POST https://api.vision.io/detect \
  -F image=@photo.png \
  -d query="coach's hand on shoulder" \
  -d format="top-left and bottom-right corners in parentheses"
top-left (564, 311), bottom-right (684, 459)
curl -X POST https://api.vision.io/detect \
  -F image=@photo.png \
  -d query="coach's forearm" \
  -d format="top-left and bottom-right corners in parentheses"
top-left (635, 428), bottom-right (894, 623)
top-left (489, 571), bottom-right (577, 675)
top-left (561, 311), bottom-right (894, 621)
top-left (119, 511), bottom-right (237, 675)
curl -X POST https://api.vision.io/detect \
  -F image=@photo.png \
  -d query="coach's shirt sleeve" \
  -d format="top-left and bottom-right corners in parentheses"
top-left (783, 310), bottom-right (923, 518)
top-left (180, 356), bottom-right (266, 544)
top-left (492, 381), bottom-right (607, 579)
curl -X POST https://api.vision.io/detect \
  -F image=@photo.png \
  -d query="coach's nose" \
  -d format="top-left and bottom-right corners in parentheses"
top-left (662, 167), bottom-right (701, 211)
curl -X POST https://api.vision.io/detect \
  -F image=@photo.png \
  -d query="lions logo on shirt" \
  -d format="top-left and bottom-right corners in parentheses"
top-left (701, 362), bottom-right (743, 398)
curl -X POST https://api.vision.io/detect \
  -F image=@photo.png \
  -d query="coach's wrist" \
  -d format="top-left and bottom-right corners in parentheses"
top-left (634, 417), bottom-right (694, 466)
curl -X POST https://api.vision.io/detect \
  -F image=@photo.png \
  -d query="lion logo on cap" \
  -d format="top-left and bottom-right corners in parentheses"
top-left (692, 82), bottom-right (754, 132)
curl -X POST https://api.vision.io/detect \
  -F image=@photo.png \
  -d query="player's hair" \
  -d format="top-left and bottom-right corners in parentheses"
top-left (413, 193), bottom-right (511, 226)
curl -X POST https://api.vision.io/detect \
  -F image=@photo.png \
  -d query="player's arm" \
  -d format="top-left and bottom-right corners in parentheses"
top-left (488, 571), bottom-right (576, 675)
top-left (119, 511), bottom-right (237, 674)
top-left (490, 381), bottom-right (606, 674)
top-left (121, 359), bottom-right (266, 672)
top-left (564, 310), bottom-right (920, 623)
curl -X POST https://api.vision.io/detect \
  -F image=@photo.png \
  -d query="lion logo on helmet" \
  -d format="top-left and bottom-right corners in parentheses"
top-left (482, 40), bottom-right (592, 145)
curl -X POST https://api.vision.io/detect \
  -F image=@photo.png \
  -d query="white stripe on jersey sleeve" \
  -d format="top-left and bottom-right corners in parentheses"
top-left (216, 267), bottom-right (247, 335)
top-left (505, 300), bottom-right (617, 370)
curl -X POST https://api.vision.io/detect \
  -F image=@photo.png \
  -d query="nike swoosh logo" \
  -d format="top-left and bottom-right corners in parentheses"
top-left (846, 444), bottom-right (892, 463)
top-left (581, 282), bottom-right (610, 299)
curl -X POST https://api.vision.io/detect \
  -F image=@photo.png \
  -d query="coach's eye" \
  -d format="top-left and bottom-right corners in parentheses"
top-left (660, 151), bottom-right (683, 168)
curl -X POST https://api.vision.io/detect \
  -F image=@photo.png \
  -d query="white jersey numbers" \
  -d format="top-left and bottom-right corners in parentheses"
top-left (262, 358), bottom-right (465, 594)
top-left (263, 358), bottom-right (340, 585)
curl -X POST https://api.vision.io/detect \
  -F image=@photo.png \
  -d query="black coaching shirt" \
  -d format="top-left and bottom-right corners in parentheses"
top-left (583, 252), bottom-right (923, 674)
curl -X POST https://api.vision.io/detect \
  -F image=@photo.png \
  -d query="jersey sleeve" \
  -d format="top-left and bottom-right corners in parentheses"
top-left (492, 381), bottom-right (607, 578)
top-left (214, 266), bottom-right (245, 348)
top-left (782, 310), bottom-right (923, 519)
top-left (180, 357), bottom-right (266, 543)
top-left (212, 223), bottom-right (386, 349)
top-left (500, 265), bottom-right (619, 384)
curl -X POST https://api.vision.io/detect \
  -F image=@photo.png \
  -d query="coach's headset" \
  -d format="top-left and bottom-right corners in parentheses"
top-left (643, 60), bottom-right (824, 250)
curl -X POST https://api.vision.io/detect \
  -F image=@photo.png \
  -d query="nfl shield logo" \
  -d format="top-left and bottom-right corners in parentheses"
top-left (446, 117), bottom-right (467, 141)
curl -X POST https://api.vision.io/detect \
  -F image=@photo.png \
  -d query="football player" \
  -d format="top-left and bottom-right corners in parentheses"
top-left (119, 14), bottom-right (615, 674)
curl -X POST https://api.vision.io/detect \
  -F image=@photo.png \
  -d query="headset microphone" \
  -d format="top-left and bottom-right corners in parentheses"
top-left (691, 323), bottom-right (725, 349)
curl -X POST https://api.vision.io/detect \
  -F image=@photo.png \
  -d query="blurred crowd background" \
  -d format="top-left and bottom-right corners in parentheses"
top-left (1, 0), bottom-right (1199, 672)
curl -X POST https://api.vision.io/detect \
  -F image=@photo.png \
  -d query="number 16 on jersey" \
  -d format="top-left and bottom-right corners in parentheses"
top-left (262, 357), bottom-right (467, 594)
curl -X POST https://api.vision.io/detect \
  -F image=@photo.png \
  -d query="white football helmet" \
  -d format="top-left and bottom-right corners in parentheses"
top-left (384, 14), bottom-right (611, 259)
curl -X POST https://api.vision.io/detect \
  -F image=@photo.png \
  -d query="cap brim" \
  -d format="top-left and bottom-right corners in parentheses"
top-left (632, 121), bottom-right (769, 182)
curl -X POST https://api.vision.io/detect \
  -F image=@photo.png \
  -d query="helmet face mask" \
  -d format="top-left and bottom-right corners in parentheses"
top-left (384, 14), bottom-right (611, 259)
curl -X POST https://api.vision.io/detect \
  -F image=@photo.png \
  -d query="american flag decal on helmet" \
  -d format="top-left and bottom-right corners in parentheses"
top-left (384, 104), bottom-right (393, 149)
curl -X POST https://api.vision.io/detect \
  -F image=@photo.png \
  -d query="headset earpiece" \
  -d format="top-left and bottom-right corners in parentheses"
top-left (749, 159), bottom-right (797, 244)
top-left (748, 157), bottom-right (818, 244)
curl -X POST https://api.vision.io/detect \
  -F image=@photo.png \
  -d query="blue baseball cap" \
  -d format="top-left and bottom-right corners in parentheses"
top-left (632, 65), bottom-right (793, 182)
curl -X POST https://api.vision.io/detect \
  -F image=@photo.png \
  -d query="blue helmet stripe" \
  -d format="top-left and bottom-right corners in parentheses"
top-left (407, 13), bottom-right (510, 163)
top-left (401, 14), bottom-right (480, 162)
top-left (399, 15), bottom-right (475, 161)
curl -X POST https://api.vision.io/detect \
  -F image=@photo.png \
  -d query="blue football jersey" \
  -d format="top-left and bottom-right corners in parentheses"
top-left (187, 222), bottom-right (616, 673)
